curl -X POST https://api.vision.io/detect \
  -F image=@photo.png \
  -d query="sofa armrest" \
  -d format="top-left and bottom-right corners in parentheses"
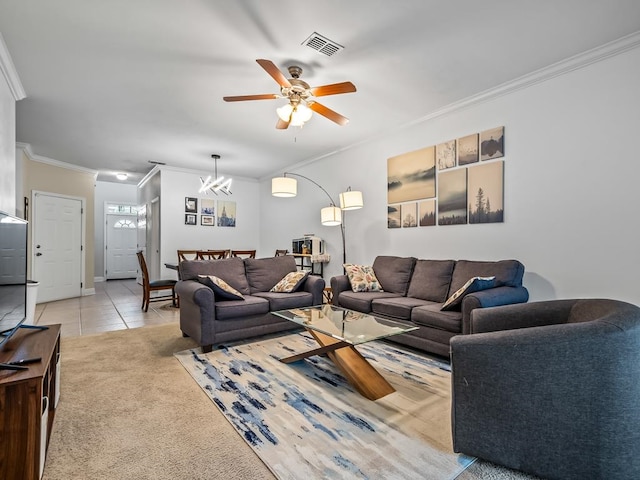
top-left (302, 275), bottom-right (325, 305)
top-left (175, 280), bottom-right (217, 343)
top-left (466, 298), bottom-right (576, 334)
top-left (330, 275), bottom-right (351, 306)
top-left (460, 286), bottom-right (529, 334)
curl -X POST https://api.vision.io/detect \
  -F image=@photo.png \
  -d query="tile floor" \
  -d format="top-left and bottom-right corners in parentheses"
top-left (34, 279), bottom-right (179, 338)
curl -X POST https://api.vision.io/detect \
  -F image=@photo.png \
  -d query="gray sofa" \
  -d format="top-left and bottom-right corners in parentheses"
top-left (330, 256), bottom-right (529, 357)
top-left (450, 299), bottom-right (640, 480)
top-left (176, 255), bottom-right (325, 352)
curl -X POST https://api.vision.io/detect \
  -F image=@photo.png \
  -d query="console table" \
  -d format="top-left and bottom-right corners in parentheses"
top-left (0, 324), bottom-right (61, 480)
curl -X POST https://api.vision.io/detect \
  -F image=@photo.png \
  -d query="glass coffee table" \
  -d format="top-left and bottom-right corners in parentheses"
top-left (272, 305), bottom-right (418, 400)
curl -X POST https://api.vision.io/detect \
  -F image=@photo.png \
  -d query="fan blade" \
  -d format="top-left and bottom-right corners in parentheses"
top-left (310, 82), bottom-right (357, 97)
top-left (223, 94), bottom-right (279, 102)
top-left (256, 59), bottom-right (292, 89)
top-left (276, 118), bottom-right (290, 129)
top-left (308, 102), bottom-right (349, 126)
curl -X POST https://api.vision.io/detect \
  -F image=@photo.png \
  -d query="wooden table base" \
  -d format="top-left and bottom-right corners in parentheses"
top-left (279, 328), bottom-right (396, 401)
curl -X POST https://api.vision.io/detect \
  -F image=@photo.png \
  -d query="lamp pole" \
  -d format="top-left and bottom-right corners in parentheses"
top-left (283, 172), bottom-right (347, 265)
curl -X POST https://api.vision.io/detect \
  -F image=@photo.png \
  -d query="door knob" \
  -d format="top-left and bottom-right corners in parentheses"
top-left (36, 252), bottom-right (43, 256)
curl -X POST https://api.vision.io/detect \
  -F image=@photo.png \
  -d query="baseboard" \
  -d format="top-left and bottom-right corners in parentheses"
top-left (82, 288), bottom-right (96, 296)
top-left (94, 276), bottom-right (105, 283)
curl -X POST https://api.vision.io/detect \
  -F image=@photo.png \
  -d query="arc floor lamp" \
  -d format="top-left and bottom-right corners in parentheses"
top-left (271, 173), bottom-right (364, 265)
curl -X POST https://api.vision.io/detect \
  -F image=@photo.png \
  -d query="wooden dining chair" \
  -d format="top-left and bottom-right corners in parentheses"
top-left (274, 249), bottom-right (289, 256)
top-left (137, 251), bottom-right (177, 312)
top-left (197, 249), bottom-right (229, 260)
top-left (177, 250), bottom-right (199, 261)
top-left (231, 249), bottom-right (256, 259)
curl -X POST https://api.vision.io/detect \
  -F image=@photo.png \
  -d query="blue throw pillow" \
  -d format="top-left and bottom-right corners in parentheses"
top-left (198, 275), bottom-right (245, 301)
top-left (441, 276), bottom-right (495, 311)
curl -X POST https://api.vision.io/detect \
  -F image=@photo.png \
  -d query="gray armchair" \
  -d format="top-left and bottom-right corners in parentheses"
top-left (450, 299), bottom-right (640, 480)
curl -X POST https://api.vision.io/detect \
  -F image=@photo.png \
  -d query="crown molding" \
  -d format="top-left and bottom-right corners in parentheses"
top-left (0, 33), bottom-right (26, 101)
top-left (17, 142), bottom-right (98, 177)
top-left (263, 29), bottom-right (640, 180)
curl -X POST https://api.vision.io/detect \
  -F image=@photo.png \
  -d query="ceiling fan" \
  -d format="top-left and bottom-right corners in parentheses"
top-left (223, 59), bottom-right (356, 129)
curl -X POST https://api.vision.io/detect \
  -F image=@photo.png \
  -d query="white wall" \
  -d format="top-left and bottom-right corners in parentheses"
top-left (260, 43), bottom-right (640, 306)
top-left (94, 181), bottom-right (138, 280)
top-left (0, 59), bottom-right (15, 214)
top-left (159, 168), bottom-right (261, 277)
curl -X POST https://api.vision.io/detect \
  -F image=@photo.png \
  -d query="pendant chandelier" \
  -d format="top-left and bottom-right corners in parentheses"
top-left (199, 154), bottom-right (232, 195)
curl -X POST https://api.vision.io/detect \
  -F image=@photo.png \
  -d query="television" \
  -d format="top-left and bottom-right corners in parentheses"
top-left (0, 210), bottom-right (46, 370)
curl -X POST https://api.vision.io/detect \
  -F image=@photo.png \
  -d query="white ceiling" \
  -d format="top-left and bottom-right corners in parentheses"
top-left (1, 0), bottom-right (640, 184)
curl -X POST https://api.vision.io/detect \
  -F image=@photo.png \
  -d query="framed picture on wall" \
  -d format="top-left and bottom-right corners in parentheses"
top-left (201, 215), bottom-right (214, 226)
top-left (419, 199), bottom-right (436, 226)
top-left (387, 205), bottom-right (401, 229)
top-left (217, 201), bottom-right (236, 227)
top-left (438, 168), bottom-right (468, 225)
top-left (457, 133), bottom-right (479, 165)
top-left (468, 160), bottom-right (504, 223)
top-left (401, 202), bottom-right (418, 227)
top-left (480, 126), bottom-right (504, 161)
top-left (200, 198), bottom-right (215, 215)
top-left (436, 140), bottom-right (456, 170)
top-left (387, 145), bottom-right (436, 203)
top-left (185, 214), bottom-right (197, 225)
top-left (185, 197), bottom-right (197, 213)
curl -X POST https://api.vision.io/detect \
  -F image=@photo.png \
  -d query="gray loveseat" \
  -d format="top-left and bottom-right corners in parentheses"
top-left (330, 256), bottom-right (529, 357)
top-left (176, 255), bottom-right (325, 352)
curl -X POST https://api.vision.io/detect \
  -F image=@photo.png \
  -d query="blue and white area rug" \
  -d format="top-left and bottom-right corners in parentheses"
top-left (175, 333), bottom-right (475, 479)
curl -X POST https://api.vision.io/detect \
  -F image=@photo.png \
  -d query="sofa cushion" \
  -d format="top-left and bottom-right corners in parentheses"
top-left (372, 296), bottom-right (434, 321)
top-left (180, 258), bottom-right (250, 295)
top-left (441, 276), bottom-right (496, 311)
top-left (449, 259), bottom-right (524, 295)
top-left (198, 275), bottom-right (245, 301)
top-left (245, 256), bottom-right (298, 293)
top-left (338, 291), bottom-right (402, 313)
top-left (411, 303), bottom-right (463, 333)
top-left (344, 264), bottom-right (383, 292)
top-left (372, 256), bottom-right (417, 295)
top-left (214, 295), bottom-right (270, 320)
top-left (270, 271), bottom-right (309, 293)
top-left (252, 291), bottom-right (315, 311)
top-left (407, 259), bottom-right (455, 302)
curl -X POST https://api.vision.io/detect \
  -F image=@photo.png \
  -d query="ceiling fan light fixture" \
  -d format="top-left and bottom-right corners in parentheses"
top-left (276, 102), bottom-right (313, 127)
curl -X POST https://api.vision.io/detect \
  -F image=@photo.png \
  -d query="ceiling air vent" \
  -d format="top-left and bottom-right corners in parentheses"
top-left (147, 160), bottom-right (166, 165)
top-left (302, 32), bottom-right (344, 57)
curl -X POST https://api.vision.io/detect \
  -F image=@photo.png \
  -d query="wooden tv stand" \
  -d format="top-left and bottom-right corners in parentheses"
top-left (0, 324), bottom-right (61, 480)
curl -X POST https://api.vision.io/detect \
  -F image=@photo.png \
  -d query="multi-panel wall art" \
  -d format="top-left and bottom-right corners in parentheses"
top-left (387, 126), bottom-right (505, 228)
top-left (184, 197), bottom-right (236, 227)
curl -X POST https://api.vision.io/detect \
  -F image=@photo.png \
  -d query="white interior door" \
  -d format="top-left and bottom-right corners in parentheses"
top-left (33, 192), bottom-right (83, 303)
top-left (105, 214), bottom-right (138, 279)
top-left (149, 198), bottom-right (160, 279)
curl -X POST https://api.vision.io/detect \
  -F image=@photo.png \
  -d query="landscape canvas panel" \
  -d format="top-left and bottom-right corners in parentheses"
top-left (438, 168), bottom-right (468, 225)
top-left (436, 140), bottom-right (456, 170)
top-left (217, 201), bottom-right (236, 227)
top-left (387, 205), bottom-right (401, 229)
top-left (419, 199), bottom-right (436, 226)
top-left (480, 126), bottom-right (504, 161)
top-left (401, 203), bottom-right (418, 227)
top-left (387, 146), bottom-right (436, 204)
top-left (468, 161), bottom-right (504, 223)
top-left (457, 133), bottom-right (479, 165)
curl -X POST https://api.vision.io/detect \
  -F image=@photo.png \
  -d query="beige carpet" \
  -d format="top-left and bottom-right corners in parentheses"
top-left (43, 323), bottom-right (540, 480)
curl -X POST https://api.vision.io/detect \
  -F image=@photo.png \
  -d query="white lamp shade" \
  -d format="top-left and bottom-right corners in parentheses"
top-left (272, 177), bottom-right (297, 197)
top-left (339, 190), bottom-right (364, 210)
top-left (321, 206), bottom-right (342, 226)
top-left (276, 103), bottom-right (313, 127)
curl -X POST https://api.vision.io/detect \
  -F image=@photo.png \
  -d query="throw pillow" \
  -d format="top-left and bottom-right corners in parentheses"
top-left (198, 275), bottom-right (245, 301)
top-left (343, 264), bottom-right (383, 292)
top-left (441, 276), bottom-right (496, 311)
top-left (270, 271), bottom-right (309, 293)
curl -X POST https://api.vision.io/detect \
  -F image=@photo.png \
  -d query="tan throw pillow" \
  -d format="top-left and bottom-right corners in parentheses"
top-left (441, 276), bottom-right (495, 311)
top-left (198, 275), bottom-right (244, 301)
top-left (270, 271), bottom-right (309, 293)
top-left (343, 264), bottom-right (383, 292)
